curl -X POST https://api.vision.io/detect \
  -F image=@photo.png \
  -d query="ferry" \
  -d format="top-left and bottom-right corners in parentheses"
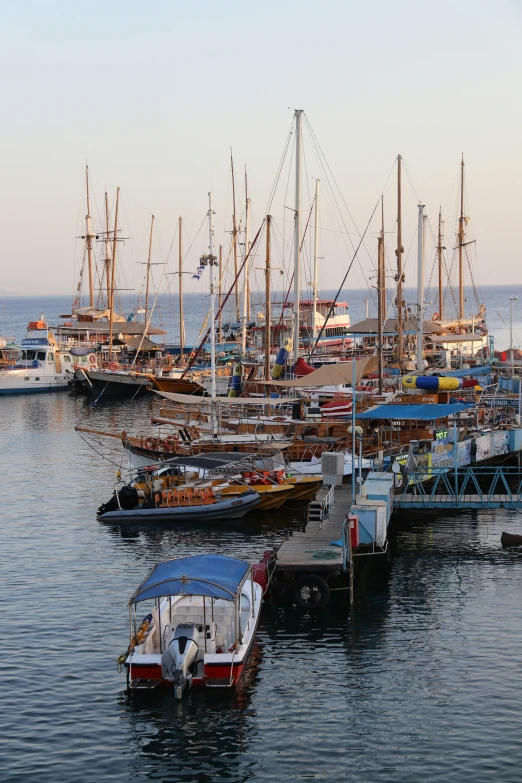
top-left (0, 318), bottom-right (97, 395)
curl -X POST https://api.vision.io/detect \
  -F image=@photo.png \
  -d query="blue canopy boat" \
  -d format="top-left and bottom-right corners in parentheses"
top-left (122, 554), bottom-right (266, 697)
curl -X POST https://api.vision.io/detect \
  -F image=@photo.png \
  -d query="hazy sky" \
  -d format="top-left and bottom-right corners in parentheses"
top-left (0, 0), bottom-right (520, 307)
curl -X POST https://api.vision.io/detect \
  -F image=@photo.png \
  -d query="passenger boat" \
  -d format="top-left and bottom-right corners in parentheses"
top-left (122, 554), bottom-right (265, 697)
top-left (0, 318), bottom-right (97, 395)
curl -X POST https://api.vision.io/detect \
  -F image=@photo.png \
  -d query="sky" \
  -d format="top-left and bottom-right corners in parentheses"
top-left (0, 0), bottom-right (521, 310)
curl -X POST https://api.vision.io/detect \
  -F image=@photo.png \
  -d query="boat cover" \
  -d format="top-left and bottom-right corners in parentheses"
top-left (129, 554), bottom-right (250, 604)
top-left (157, 453), bottom-right (258, 470)
top-left (357, 402), bottom-right (475, 420)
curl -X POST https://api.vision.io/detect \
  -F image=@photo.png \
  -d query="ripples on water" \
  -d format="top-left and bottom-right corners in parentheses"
top-left (2, 393), bottom-right (522, 782)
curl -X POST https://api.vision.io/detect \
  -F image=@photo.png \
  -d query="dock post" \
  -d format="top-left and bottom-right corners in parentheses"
top-left (348, 517), bottom-right (354, 607)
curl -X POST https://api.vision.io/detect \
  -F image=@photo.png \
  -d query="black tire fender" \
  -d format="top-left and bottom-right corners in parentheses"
top-left (293, 573), bottom-right (330, 608)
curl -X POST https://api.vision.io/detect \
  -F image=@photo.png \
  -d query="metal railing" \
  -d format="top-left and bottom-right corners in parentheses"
top-left (394, 465), bottom-right (522, 509)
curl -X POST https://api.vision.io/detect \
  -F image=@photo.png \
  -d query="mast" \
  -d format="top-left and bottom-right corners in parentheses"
top-left (104, 191), bottom-right (111, 310)
top-left (377, 196), bottom-right (385, 394)
top-left (396, 155), bottom-right (404, 363)
top-left (178, 216), bottom-right (185, 365)
top-left (416, 203), bottom-right (425, 371)
top-left (312, 179), bottom-right (320, 342)
top-left (207, 192), bottom-right (217, 404)
top-left (108, 186), bottom-right (120, 360)
top-left (437, 206), bottom-right (444, 320)
top-left (265, 215), bottom-right (272, 381)
top-left (245, 167), bottom-right (251, 321)
top-left (231, 150), bottom-right (240, 321)
top-left (293, 109), bottom-right (303, 367)
top-left (242, 190), bottom-right (251, 355)
top-left (144, 215), bottom-right (154, 326)
top-left (458, 154), bottom-right (465, 320)
top-left (218, 244), bottom-right (223, 344)
top-left (85, 165), bottom-right (95, 310)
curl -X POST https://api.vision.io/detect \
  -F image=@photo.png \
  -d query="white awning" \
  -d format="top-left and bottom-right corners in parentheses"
top-left (154, 391), bottom-right (305, 406)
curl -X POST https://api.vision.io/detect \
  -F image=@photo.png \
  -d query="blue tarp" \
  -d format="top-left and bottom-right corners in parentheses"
top-left (357, 402), bottom-right (474, 420)
top-left (438, 366), bottom-right (491, 377)
top-left (130, 554), bottom-right (249, 604)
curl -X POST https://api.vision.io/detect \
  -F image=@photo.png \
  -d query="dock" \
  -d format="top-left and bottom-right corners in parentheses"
top-left (275, 484), bottom-right (352, 572)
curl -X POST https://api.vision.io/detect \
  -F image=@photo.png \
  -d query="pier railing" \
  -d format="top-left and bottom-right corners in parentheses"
top-left (394, 466), bottom-right (522, 509)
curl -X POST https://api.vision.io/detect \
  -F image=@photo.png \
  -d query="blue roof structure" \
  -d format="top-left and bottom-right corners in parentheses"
top-left (129, 554), bottom-right (250, 604)
top-left (357, 403), bottom-right (474, 420)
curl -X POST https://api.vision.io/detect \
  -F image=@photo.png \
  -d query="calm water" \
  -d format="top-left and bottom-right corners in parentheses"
top-left (2, 290), bottom-right (522, 781)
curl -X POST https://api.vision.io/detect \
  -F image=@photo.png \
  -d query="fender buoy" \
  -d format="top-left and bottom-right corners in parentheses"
top-left (293, 573), bottom-right (330, 608)
top-left (432, 312), bottom-right (440, 321)
top-left (89, 354), bottom-right (97, 365)
top-left (110, 363), bottom-right (117, 371)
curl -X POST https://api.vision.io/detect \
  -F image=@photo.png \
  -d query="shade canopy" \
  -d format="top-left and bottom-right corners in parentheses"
top-left (156, 452), bottom-right (258, 470)
top-left (357, 402), bottom-right (474, 420)
top-left (346, 318), bottom-right (446, 335)
top-left (261, 354), bottom-right (379, 388)
top-left (129, 554), bottom-right (250, 604)
top-left (155, 391), bottom-right (303, 405)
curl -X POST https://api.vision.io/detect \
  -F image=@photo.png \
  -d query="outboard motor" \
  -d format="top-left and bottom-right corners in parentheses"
top-left (161, 624), bottom-right (200, 699)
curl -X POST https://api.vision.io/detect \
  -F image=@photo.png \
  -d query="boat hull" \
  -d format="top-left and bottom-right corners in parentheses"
top-left (98, 492), bottom-right (261, 523)
top-left (0, 371), bottom-right (70, 394)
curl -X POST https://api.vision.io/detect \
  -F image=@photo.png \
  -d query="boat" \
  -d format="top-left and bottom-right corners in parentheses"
top-left (0, 318), bottom-right (97, 395)
top-left (97, 476), bottom-right (261, 523)
top-left (122, 554), bottom-right (266, 697)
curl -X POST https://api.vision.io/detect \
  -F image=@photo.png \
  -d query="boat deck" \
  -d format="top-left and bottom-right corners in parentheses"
top-left (275, 484), bottom-right (353, 572)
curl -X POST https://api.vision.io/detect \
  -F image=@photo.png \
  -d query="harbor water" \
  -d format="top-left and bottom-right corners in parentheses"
top-left (1, 288), bottom-right (522, 781)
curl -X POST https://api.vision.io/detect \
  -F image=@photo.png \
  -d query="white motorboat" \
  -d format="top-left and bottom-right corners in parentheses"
top-left (0, 318), bottom-right (97, 395)
top-left (122, 554), bottom-right (266, 698)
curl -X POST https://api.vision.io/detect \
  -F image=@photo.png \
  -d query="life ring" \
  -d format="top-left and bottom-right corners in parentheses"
top-left (293, 573), bottom-right (330, 608)
top-left (89, 354), bottom-right (97, 365)
top-left (110, 363), bottom-right (117, 371)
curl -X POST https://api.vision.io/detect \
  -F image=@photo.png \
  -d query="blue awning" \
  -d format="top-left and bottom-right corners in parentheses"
top-left (129, 554), bottom-right (250, 604)
top-left (357, 402), bottom-right (474, 420)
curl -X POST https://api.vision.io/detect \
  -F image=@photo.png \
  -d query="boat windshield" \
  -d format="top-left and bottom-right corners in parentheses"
top-left (18, 350), bottom-right (46, 361)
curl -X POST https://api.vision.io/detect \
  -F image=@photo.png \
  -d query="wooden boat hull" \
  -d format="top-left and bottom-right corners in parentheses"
top-left (221, 484), bottom-right (294, 510)
top-left (98, 491), bottom-right (260, 523)
top-left (284, 477), bottom-right (322, 502)
top-left (150, 377), bottom-right (206, 395)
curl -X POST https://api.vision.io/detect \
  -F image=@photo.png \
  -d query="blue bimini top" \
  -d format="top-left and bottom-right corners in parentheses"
top-left (129, 554), bottom-right (250, 605)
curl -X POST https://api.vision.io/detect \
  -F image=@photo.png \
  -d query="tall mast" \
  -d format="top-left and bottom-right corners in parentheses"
top-left (265, 215), bottom-right (272, 381)
top-left (377, 196), bottom-right (385, 394)
top-left (218, 244), bottom-right (223, 344)
top-left (231, 150), bottom-right (240, 321)
top-left (245, 167), bottom-right (251, 321)
top-left (85, 165), bottom-right (95, 310)
top-left (396, 154), bottom-right (404, 363)
top-left (458, 154), bottom-right (465, 320)
top-left (207, 192), bottom-right (216, 403)
top-left (104, 191), bottom-right (111, 310)
top-left (416, 203), bottom-right (425, 371)
top-left (144, 215), bottom-right (154, 326)
top-left (437, 206), bottom-right (444, 320)
top-left (108, 186), bottom-right (120, 360)
top-left (242, 188), bottom-right (251, 355)
top-left (293, 109), bottom-right (303, 366)
top-left (312, 179), bottom-right (320, 342)
top-left (178, 216), bottom-right (185, 365)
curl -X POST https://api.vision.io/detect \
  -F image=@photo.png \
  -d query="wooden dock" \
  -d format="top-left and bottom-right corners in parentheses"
top-left (275, 484), bottom-right (353, 572)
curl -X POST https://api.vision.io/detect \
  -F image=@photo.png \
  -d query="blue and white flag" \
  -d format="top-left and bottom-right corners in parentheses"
top-left (192, 265), bottom-right (206, 280)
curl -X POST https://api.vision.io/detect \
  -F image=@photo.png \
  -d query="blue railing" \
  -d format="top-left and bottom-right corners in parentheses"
top-left (393, 466), bottom-right (522, 509)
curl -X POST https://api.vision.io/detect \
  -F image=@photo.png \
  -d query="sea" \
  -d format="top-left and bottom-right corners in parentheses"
top-left (1, 286), bottom-right (522, 783)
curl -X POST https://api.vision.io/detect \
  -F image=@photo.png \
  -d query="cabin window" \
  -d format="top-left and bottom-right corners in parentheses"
top-left (47, 353), bottom-right (53, 361)
top-left (37, 352), bottom-right (46, 361)
top-left (24, 376), bottom-right (29, 381)
top-left (63, 355), bottom-right (71, 362)
top-left (34, 377), bottom-right (40, 381)
top-left (25, 351), bottom-right (37, 360)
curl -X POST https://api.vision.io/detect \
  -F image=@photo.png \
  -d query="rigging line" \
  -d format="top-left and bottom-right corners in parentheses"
top-left (303, 118), bottom-right (379, 296)
top-left (304, 114), bottom-right (397, 248)
top-left (181, 219), bottom-right (267, 376)
top-left (264, 116), bottom-right (295, 217)
top-left (119, 188), bottom-right (154, 216)
top-left (400, 157), bottom-right (422, 204)
top-left (310, 197), bottom-right (380, 358)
